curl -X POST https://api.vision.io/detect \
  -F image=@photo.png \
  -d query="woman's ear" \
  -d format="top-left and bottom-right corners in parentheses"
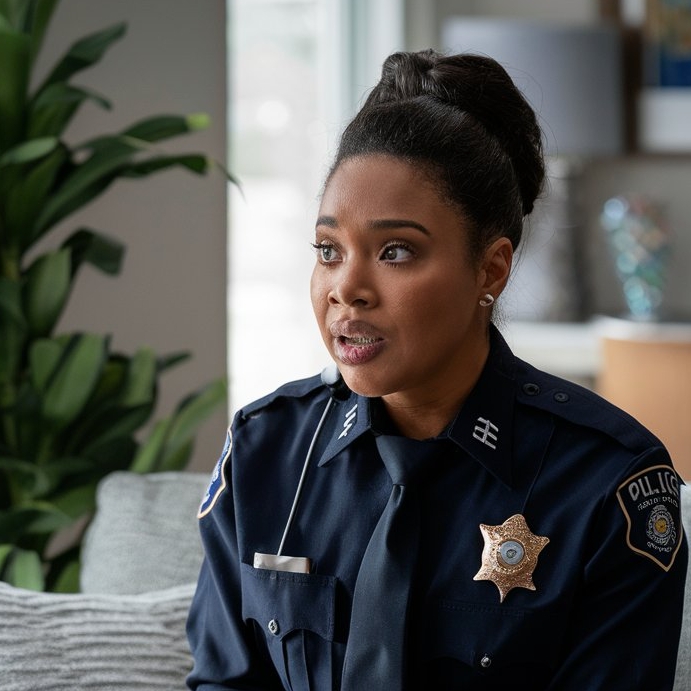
top-left (479, 237), bottom-right (513, 298)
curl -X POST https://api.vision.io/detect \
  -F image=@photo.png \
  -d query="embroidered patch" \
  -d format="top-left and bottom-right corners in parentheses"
top-left (197, 428), bottom-right (232, 519)
top-left (616, 464), bottom-right (683, 571)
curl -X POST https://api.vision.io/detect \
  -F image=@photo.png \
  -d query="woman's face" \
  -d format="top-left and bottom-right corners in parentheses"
top-left (310, 154), bottom-right (510, 406)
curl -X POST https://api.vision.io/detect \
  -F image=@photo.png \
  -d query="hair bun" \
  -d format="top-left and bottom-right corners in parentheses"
top-left (365, 50), bottom-right (544, 216)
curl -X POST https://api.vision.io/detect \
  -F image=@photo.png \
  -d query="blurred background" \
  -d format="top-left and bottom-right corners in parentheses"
top-left (45, 0), bottom-right (691, 474)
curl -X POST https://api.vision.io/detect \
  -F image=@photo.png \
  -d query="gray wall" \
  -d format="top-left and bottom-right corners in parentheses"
top-left (35, 0), bottom-right (228, 472)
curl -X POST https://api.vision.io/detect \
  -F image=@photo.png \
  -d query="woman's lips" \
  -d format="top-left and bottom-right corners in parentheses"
top-left (329, 320), bottom-right (385, 366)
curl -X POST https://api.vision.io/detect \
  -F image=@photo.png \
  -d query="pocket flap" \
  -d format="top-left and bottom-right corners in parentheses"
top-left (240, 562), bottom-right (337, 641)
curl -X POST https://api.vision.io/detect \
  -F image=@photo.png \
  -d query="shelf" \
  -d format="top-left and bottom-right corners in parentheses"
top-left (503, 317), bottom-right (691, 385)
top-left (503, 321), bottom-right (601, 382)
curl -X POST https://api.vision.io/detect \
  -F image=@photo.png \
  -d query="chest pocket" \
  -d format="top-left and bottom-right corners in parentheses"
top-left (422, 598), bottom-right (566, 689)
top-left (240, 563), bottom-right (338, 691)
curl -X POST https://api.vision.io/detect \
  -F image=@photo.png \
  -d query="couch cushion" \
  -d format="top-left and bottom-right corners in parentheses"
top-left (81, 471), bottom-right (208, 595)
top-left (0, 581), bottom-right (195, 691)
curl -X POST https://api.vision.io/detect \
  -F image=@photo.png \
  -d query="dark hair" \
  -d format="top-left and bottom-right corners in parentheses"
top-left (329, 49), bottom-right (545, 261)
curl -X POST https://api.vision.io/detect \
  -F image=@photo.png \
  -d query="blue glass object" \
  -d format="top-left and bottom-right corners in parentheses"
top-left (600, 195), bottom-right (672, 321)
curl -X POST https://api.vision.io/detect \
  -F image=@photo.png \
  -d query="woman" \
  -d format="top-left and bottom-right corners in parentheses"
top-left (187, 50), bottom-right (686, 690)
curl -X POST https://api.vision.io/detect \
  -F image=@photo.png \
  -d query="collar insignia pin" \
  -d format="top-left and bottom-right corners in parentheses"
top-left (474, 514), bottom-right (549, 602)
top-left (473, 417), bottom-right (498, 449)
top-left (338, 403), bottom-right (358, 439)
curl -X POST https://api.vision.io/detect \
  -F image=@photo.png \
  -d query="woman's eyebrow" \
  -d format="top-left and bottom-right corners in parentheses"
top-left (368, 218), bottom-right (430, 236)
top-left (315, 215), bottom-right (338, 229)
top-left (315, 216), bottom-right (430, 236)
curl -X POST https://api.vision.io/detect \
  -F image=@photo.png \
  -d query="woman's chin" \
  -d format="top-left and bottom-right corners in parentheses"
top-left (339, 368), bottom-right (397, 400)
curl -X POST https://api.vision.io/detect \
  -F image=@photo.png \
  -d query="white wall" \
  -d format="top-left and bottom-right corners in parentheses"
top-left (35, 0), bottom-right (228, 472)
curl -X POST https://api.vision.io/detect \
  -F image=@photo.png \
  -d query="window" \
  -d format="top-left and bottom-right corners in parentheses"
top-left (228, 0), bottom-right (402, 408)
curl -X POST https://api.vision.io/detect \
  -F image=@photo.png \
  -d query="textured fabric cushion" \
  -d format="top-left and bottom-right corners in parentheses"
top-left (0, 581), bottom-right (195, 691)
top-left (81, 471), bottom-right (208, 595)
top-left (674, 484), bottom-right (691, 690)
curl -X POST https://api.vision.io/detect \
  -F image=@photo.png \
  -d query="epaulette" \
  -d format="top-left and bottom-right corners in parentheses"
top-left (513, 357), bottom-right (664, 456)
top-left (238, 373), bottom-right (326, 420)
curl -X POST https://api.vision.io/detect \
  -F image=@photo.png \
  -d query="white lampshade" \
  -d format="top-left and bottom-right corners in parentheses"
top-left (442, 18), bottom-right (624, 156)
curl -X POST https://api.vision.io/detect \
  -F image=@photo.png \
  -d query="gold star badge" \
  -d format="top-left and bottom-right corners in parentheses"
top-left (473, 514), bottom-right (550, 602)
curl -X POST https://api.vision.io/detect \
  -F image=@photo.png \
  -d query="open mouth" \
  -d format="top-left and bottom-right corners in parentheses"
top-left (341, 336), bottom-right (381, 346)
top-left (334, 334), bottom-right (385, 365)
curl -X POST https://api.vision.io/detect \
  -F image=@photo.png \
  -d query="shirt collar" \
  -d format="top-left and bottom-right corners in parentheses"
top-left (318, 325), bottom-right (517, 487)
top-left (317, 392), bottom-right (371, 467)
top-left (444, 325), bottom-right (516, 487)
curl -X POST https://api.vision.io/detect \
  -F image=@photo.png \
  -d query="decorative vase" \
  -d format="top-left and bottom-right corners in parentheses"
top-left (600, 194), bottom-right (672, 321)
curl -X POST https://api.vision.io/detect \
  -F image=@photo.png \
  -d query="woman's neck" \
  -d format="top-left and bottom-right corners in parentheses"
top-left (381, 342), bottom-right (490, 440)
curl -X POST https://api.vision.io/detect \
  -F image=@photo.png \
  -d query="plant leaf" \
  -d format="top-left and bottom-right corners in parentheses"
top-left (131, 378), bottom-right (226, 473)
top-left (0, 277), bottom-right (26, 384)
top-left (28, 82), bottom-right (111, 138)
top-left (0, 0), bottom-right (58, 46)
top-left (0, 135), bottom-right (57, 166)
top-left (26, 0), bottom-right (60, 66)
top-left (76, 405), bottom-right (152, 458)
top-left (120, 348), bottom-right (156, 407)
top-left (50, 483), bottom-right (96, 519)
top-left (36, 22), bottom-right (126, 92)
top-left (0, 24), bottom-right (30, 154)
top-left (129, 418), bottom-right (171, 474)
top-left (29, 338), bottom-right (62, 392)
top-left (31, 137), bottom-right (146, 235)
top-left (3, 143), bottom-right (66, 252)
top-left (0, 455), bottom-right (52, 497)
top-left (61, 227), bottom-right (125, 277)
top-left (78, 434), bottom-right (135, 471)
top-left (41, 333), bottom-right (107, 430)
top-left (22, 248), bottom-right (71, 336)
top-left (0, 276), bottom-right (25, 325)
top-left (3, 547), bottom-right (44, 590)
top-left (50, 555), bottom-right (80, 593)
top-left (157, 351), bottom-right (191, 372)
top-left (157, 439), bottom-right (193, 473)
top-left (0, 1), bottom-right (26, 29)
top-left (121, 113), bottom-right (210, 143)
top-left (122, 153), bottom-right (209, 178)
top-left (166, 379), bottom-right (227, 455)
top-left (0, 503), bottom-right (70, 540)
top-left (0, 543), bottom-right (12, 571)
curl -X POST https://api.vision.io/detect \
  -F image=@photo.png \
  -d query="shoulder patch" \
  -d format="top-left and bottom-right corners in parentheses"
top-left (616, 465), bottom-right (683, 571)
top-left (198, 428), bottom-right (232, 519)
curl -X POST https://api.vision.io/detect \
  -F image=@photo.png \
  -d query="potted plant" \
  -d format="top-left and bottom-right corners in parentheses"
top-left (0, 0), bottom-right (228, 592)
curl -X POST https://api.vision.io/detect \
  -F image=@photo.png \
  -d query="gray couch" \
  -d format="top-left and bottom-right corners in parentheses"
top-left (0, 471), bottom-right (208, 691)
top-left (1, 471), bottom-right (690, 690)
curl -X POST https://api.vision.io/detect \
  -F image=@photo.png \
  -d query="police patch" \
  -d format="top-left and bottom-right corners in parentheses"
top-left (197, 428), bottom-right (232, 519)
top-left (616, 464), bottom-right (683, 571)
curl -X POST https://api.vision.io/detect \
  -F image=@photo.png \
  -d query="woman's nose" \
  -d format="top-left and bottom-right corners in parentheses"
top-left (328, 259), bottom-right (377, 308)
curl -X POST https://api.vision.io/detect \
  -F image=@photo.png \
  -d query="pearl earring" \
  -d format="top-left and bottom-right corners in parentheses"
top-left (479, 293), bottom-right (495, 307)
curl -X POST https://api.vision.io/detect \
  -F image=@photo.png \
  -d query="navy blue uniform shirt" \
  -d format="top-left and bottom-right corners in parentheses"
top-left (187, 327), bottom-right (687, 690)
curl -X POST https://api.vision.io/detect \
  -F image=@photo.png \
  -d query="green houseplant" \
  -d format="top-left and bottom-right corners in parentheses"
top-left (0, 0), bottom-right (228, 592)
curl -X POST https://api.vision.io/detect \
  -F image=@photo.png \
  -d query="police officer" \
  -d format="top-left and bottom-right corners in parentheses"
top-left (187, 50), bottom-right (687, 690)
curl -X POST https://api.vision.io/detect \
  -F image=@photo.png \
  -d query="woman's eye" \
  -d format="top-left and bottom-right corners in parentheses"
top-left (381, 244), bottom-right (413, 262)
top-left (313, 243), bottom-right (339, 263)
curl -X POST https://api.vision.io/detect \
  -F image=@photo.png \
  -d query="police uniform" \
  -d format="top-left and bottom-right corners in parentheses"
top-left (187, 326), bottom-right (687, 690)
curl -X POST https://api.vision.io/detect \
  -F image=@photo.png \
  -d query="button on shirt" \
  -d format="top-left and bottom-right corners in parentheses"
top-left (187, 327), bottom-right (687, 690)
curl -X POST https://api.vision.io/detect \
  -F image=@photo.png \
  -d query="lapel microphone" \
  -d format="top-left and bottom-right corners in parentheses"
top-left (321, 363), bottom-right (350, 401)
